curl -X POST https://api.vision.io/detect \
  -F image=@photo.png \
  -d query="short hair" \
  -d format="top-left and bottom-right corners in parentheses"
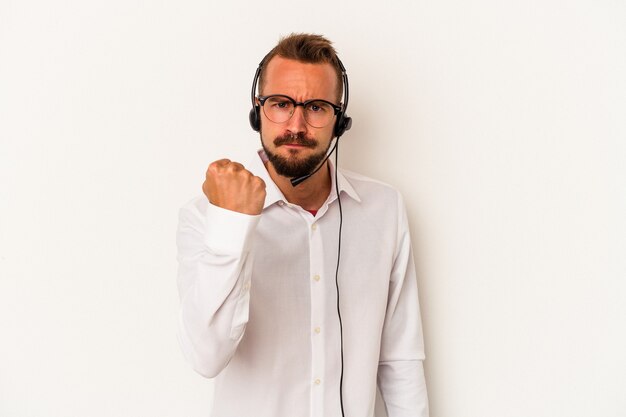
top-left (258, 33), bottom-right (343, 103)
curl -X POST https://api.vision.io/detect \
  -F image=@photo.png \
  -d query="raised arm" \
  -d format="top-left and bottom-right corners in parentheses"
top-left (176, 159), bottom-right (266, 377)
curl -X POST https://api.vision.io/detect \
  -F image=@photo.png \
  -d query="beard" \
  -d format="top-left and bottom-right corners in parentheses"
top-left (261, 132), bottom-right (331, 178)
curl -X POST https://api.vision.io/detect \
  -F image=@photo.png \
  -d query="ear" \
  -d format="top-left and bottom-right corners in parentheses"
top-left (333, 113), bottom-right (352, 137)
top-left (249, 104), bottom-right (261, 132)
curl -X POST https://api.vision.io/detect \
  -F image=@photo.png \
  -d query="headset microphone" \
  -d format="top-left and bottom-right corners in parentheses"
top-left (290, 137), bottom-right (339, 187)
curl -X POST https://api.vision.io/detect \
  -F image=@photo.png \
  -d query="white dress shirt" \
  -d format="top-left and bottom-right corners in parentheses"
top-left (176, 150), bottom-right (428, 417)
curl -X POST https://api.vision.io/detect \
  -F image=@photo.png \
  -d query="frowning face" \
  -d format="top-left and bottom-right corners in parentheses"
top-left (258, 56), bottom-right (339, 178)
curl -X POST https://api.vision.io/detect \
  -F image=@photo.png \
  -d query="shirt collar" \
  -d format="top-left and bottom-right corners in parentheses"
top-left (246, 149), bottom-right (362, 210)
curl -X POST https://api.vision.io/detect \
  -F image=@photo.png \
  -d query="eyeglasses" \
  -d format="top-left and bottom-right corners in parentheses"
top-left (258, 95), bottom-right (341, 128)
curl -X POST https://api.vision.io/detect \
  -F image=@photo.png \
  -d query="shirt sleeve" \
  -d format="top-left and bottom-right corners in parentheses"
top-left (176, 197), bottom-right (260, 378)
top-left (377, 192), bottom-right (429, 417)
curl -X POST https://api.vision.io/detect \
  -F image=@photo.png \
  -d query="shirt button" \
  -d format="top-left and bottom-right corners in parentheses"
top-left (311, 223), bottom-right (317, 231)
top-left (243, 282), bottom-right (250, 291)
top-left (313, 274), bottom-right (320, 282)
top-left (314, 326), bottom-right (321, 334)
top-left (314, 378), bottom-right (321, 385)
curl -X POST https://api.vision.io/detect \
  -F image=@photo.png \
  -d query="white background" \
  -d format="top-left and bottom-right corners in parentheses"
top-left (1, 1), bottom-right (625, 416)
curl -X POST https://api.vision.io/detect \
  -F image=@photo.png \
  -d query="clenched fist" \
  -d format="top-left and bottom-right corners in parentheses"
top-left (203, 159), bottom-right (267, 215)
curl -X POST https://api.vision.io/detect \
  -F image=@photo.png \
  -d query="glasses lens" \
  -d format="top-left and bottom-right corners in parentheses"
top-left (261, 96), bottom-right (336, 128)
top-left (262, 96), bottom-right (294, 124)
top-left (304, 101), bottom-right (335, 128)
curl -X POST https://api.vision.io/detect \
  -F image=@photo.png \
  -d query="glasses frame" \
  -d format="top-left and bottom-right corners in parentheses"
top-left (257, 94), bottom-right (342, 128)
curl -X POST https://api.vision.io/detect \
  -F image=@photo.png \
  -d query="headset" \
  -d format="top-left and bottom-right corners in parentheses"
top-left (248, 55), bottom-right (352, 138)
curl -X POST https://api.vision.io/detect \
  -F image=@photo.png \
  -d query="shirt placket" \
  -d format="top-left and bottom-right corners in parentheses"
top-left (307, 214), bottom-right (326, 417)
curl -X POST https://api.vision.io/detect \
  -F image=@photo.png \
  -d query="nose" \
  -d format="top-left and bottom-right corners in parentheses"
top-left (285, 104), bottom-right (308, 134)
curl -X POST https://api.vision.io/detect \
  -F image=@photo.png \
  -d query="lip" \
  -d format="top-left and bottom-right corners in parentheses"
top-left (281, 143), bottom-right (312, 149)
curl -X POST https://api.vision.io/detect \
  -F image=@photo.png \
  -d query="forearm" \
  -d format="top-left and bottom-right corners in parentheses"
top-left (378, 360), bottom-right (429, 417)
top-left (176, 198), bottom-right (259, 377)
top-left (377, 191), bottom-right (429, 416)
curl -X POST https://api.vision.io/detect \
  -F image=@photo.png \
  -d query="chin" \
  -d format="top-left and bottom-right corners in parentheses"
top-left (264, 147), bottom-right (326, 178)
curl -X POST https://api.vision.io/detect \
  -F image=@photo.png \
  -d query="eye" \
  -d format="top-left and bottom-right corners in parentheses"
top-left (307, 101), bottom-right (330, 113)
top-left (266, 97), bottom-right (292, 109)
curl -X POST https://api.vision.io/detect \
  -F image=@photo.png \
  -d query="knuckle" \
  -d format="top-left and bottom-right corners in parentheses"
top-left (253, 176), bottom-right (266, 189)
top-left (230, 162), bottom-right (245, 172)
top-left (208, 159), bottom-right (230, 174)
top-left (237, 168), bottom-right (254, 181)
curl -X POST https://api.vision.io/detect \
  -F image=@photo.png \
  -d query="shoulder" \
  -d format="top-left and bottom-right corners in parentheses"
top-left (339, 168), bottom-right (405, 206)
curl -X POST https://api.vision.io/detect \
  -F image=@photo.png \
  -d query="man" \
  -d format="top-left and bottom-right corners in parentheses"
top-left (176, 33), bottom-right (428, 417)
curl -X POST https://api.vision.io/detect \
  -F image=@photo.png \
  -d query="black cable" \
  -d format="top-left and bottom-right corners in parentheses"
top-left (334, 144), bottom-right (345, 417)
top-left (291, 138), bottom-right (339, 187)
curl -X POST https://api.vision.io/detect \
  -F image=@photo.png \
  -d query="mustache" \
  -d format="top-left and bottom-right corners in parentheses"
top-left (273, 133), bottom-right (318, 148)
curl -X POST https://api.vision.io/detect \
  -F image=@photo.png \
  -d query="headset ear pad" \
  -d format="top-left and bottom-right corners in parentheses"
top-left (334, 112), bottom-right (352, 138)
top-left (249, 105), bottom-right (261, 132)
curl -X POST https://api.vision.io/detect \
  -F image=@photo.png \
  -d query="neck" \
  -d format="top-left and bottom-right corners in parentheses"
top-left (266, 161), bottom-right (332, 212)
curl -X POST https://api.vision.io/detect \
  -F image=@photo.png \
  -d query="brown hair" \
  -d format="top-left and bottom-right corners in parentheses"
top-left (258, 33), bottom-right (343, 103)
